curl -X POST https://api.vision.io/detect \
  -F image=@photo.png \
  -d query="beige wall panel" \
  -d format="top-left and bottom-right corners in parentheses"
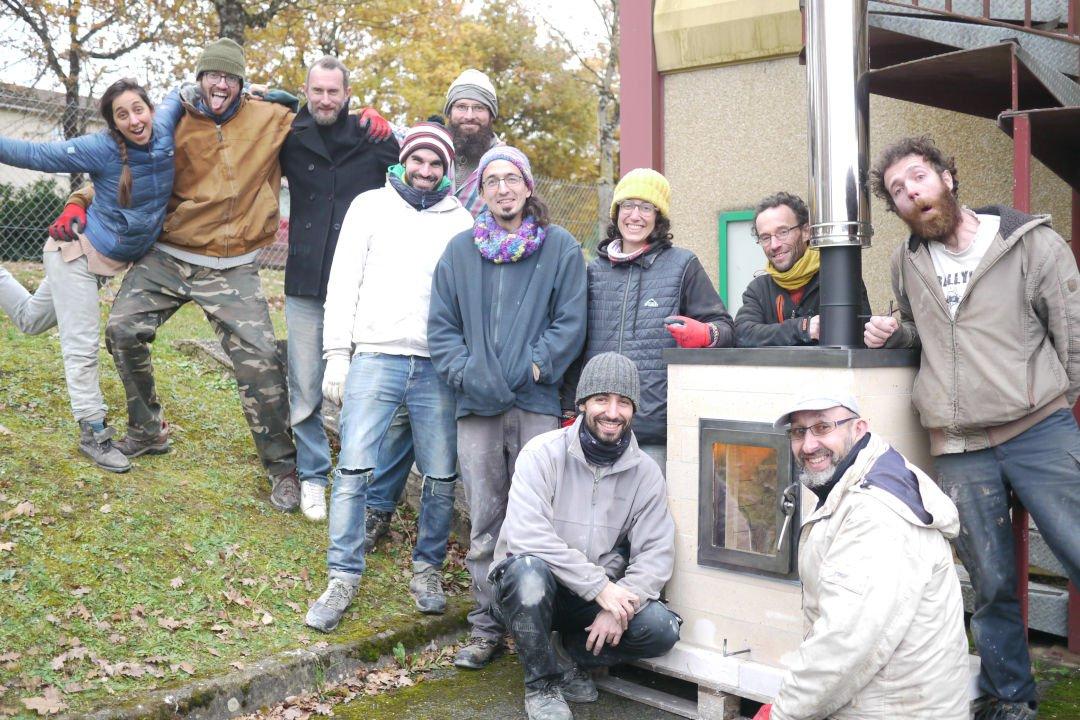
top-left (662, 57), bottom-right (1074, 314)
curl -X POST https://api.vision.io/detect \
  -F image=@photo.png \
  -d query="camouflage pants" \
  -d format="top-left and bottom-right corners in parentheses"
top-left (104, 248), bottom-right (296, 477)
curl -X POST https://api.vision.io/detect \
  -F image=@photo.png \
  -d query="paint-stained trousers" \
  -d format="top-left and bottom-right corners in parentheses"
top-left (104, 248), bottom-right (296, 477)
top-left (458, 408), bottom-right (558, 640)
top-left (491, 554), bottom-right (681, 690)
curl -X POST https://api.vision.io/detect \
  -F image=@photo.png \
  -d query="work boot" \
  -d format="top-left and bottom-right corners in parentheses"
top-left (975, 700), bottom-right (1037, 720)
top-left (453, 636), bottom-right (504, 669)
top-left (304, 577), bottom-right (357, 633)
top-left (524, 684), bottom-right (573, 720)
top-left (409, 565), bottom-right (446, 615)
top-left (77, 421), bottom-right (131, 473)
top-left (299, 480), bottom-right (327, 522)
top-left (363, 508), bottom-right (392, 553)
top-left (269, 469), bottom-right (301, 512)
top-left (559, 665), bottom-right (598, 703)
top-left (113, 421), bottom-right (171, 458)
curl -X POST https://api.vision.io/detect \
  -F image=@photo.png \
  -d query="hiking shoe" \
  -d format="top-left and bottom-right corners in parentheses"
top-left (975, 700), bottom-right (1038, 720)
top-left (269, 469), bottom-right (301, 512)
top-left (304, 577), bottom-right (357, 633)
top-left (409, 565), bottom-right (446, 615)
top-left (559, 665), bottom-right (598, 703)
top-left (77, 421), bottom-right (131, 473)
top-left (363, 508), bottom-right (392, 553)
top-left (453, 636), bottom-right (504, 669)
top-left (300, 480), bottom-right (327, 522)
top-left (524, 684), bottom-right (572, 720)
top-left (114, 422), bottom-right (171, 457)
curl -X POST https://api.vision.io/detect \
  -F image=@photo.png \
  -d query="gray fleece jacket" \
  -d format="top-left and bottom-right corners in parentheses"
top-left (492, 418), bottom-right (675, 605)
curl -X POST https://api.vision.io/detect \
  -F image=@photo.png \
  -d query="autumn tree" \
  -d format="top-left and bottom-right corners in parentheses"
top-left (0, 0), bottom-right (183, 189)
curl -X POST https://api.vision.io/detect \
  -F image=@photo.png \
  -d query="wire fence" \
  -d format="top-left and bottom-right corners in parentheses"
top-left (0, 84), bottom-right (608, 267)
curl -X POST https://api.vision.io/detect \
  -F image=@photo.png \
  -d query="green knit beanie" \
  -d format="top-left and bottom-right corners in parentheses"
top-left (196, 38), bottom-right (246, 82)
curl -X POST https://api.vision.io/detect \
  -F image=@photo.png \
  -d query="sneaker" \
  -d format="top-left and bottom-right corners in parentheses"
top-left (114, 421), bottom-right (171, 458)
top-left (300, 481), bottom-right (327, 522)
top-left (304, 577), bottom-right (357, 633)
top-left (453, 636), bottom-right (504, 669)
top-left (524, 684), bottom-right (573, 720)
top-left (77, 421), bottom-right (131, 473)
top-left (409, 566), bottom-right (446, 615)
top-left (975, 700), bottom-right (1038, 720)
top-left (270, 469), bottom-right (301, 512)
top-left (363, 508), bottom-right (392, 553)
top-left (559, 665), bottom-right (598, 703)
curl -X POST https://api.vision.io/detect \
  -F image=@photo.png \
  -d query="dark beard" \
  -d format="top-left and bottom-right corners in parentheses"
top-left (451, 122), bottom-right (495, 164)
top-left (908, 190), bottom-right (961, 242)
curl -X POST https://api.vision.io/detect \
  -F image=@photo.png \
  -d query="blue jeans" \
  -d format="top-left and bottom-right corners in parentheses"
top-left (327, 353), bottom-right (458, 581)
top-left (934, 409), bottom-right (1080, 704)
top-left (285, 295), bottom-right (415, 491)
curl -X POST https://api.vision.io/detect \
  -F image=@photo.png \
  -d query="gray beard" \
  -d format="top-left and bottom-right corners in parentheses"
top-left (799, 467), bottom-right (836, 489)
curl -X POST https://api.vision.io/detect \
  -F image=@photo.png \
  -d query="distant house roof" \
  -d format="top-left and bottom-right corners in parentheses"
top-left (0, 82), bottom-right (98, 116)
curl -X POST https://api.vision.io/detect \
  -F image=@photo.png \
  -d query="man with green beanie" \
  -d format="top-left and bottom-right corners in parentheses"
top-left (490, 351), bottom-right (679, 720)
top-left (579, 167), bottom-right (734, 472)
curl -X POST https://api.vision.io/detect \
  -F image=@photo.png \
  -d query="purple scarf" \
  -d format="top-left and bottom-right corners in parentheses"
top-left (473, 208), bottom-right (546, 264)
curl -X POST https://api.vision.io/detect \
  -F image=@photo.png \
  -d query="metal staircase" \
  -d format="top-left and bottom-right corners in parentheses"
top-left (864, 0), bottom-right (1080, 651)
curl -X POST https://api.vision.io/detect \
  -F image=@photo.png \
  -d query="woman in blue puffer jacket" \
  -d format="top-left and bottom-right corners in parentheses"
top-left (0, 77), bottom-right (182, 473)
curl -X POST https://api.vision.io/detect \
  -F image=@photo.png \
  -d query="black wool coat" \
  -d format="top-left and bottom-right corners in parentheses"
top-left (281, 105), bottom-right (400, 299)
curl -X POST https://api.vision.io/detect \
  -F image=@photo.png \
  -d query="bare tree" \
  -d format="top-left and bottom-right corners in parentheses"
top-left (0, 0), bottom-right (177, 189)
top-left (543, 0), bottom-right (619, 238)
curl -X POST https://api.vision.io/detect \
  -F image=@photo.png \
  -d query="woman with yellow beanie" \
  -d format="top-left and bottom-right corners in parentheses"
top-left (578, 168), bottom-right (734, 471)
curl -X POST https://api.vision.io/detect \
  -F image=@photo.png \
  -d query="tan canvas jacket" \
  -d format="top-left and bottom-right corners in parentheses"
top-left (884, 206), bottom-right (1080, 454)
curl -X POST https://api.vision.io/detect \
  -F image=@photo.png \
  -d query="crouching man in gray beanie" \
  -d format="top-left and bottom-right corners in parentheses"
top-left (490, 352), bottom-right (680, 720)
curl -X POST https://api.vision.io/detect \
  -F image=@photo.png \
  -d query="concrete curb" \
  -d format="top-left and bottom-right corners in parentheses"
top-left (72, 602), bottom-right (470, 720)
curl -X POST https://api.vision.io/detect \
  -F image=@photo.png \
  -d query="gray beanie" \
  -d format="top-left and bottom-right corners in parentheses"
top-left (444, 68), bottom-right (498, 119)
top-left (575, 352), bottom-right (640, 409)
top-left (196, 38), bottom-right (246, 82)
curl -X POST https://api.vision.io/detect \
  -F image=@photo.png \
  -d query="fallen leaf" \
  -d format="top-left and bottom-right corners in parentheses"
top-left (0, 423), bottom-right (11, 435)
top-left (99, 504), bottom-right (111, 514)
top-left (0, 652), bottom-right (20, 663)
top-left (176, 662), bottom-right (194, 675)
top-left (206, 647), bottom-right (221, 657)
top-left (261, 612), bottom-right (273, 626)
top-left (156, 617), bottom-right (182, 631)
top-left (1, 501), bottom-right (34, 521)
top-left (285, 601), bottom-right (302, 613)
top-left (169, 577), bottom-right (184, 589)
top-left (230, 661), bottom-right (244, 671)
top-left (183, 543), bottom-right (196, 553)
top-left (20, 687), bottom-right (65, 715)
top-left (70, 587), bottom-right (90, 598)
top-left (0, 542), bottom-right (13, 553)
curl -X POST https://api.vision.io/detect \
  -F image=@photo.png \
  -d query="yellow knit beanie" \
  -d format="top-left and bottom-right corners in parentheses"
top-left (610, 168), bottom-right (671, 220)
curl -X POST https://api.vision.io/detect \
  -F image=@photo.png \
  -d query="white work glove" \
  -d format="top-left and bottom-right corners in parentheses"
top-left (322, 355), bottom-right (351, 406)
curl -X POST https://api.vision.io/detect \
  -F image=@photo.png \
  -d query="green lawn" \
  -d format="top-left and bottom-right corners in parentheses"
top-left (0, 264), bottom-right (466, 718)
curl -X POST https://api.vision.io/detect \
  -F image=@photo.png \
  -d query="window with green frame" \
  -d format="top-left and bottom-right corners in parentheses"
top-left (717, 209), bottom-right (761, 316)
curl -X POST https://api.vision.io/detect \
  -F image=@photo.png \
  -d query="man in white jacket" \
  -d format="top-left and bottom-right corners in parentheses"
top-left (491, 352), bottom-right (680, 720)
top-left (304, 122), bottom-right (473, 633)
top-left (755, 393), bottom-right (970, 720)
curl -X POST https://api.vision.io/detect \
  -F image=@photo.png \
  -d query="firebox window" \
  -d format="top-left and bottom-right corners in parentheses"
top-left (711, 442), bottom-right (780, 556)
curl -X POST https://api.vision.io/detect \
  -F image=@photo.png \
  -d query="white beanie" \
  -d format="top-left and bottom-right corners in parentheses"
top-left (444, 68), bottom-right (498, 119)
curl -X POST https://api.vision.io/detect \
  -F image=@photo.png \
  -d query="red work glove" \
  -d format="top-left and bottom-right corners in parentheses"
top-left (665, 315), bottom-right (712, 348)
top-left (358, 107), bottom-right (391, 143)
top-left (752, 704), bottom-right (772, 720)
top-left (49, 203), bottom-right (87, 242)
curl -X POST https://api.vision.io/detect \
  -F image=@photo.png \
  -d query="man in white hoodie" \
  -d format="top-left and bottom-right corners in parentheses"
top-left (304, 122), bottom-right (473, 632)
top-left (754, 393), bottom-right (970, 720)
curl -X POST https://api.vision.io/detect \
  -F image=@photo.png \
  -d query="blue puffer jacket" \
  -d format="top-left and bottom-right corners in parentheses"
top-left (428, 224), bottom-right (588, 419)
top-left (0, 89), bottom-right (183, 262)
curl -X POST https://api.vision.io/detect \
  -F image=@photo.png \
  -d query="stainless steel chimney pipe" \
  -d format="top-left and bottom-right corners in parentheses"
top-left (805, 0), bottom-right (873, 348)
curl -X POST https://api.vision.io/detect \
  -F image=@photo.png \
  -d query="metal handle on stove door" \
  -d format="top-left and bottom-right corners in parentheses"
top-left (776, 483), bottom-right (798, 551)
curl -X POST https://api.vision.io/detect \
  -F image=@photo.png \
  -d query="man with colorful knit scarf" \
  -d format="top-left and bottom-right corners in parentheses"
top-left (428, 145), bottom-right (587, 670)
top-left (305, 122), bottom-right (473, 633)
top-left (736, 192), bottom-right (870, 347)
top-left (580, 168), bottom-right (734, 471)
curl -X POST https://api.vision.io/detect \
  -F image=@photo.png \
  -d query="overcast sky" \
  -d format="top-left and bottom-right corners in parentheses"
top-left (0, 1), bottom-right (610, 94)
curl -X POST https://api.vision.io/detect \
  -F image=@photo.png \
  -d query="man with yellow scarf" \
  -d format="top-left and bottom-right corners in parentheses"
top-left (736, 192), bottom-right (870, 347)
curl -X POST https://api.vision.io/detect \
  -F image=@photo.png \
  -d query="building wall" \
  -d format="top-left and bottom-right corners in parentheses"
top-left (662, 56), bottom-right (1075, 313)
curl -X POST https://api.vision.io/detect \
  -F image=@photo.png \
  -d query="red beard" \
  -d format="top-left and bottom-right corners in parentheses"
top-left (905, 191), bottom-right (961, 242)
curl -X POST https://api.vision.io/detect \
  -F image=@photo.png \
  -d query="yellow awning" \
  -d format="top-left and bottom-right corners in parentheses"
top-left (654, 0), bottom-right (803, 73)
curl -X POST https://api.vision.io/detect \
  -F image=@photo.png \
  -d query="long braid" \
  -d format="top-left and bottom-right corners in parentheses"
top-left (111, 129), bottom-right (132, 208)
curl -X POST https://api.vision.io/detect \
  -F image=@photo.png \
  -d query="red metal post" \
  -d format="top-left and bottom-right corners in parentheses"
top-left (1012, 112), bottom-right (1033, 632)
top-left (1024, 0), bottom-right (1032, 27)
top-left (1070, 0), bottom-right (1078, 34)
top-left (1070, 582), bottom-right (1079, 653)
top-left (618, 0), bottom-right (663, 174)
